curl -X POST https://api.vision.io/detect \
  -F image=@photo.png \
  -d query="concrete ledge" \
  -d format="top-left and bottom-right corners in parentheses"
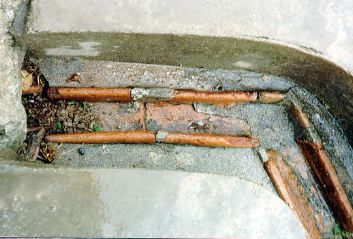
top-left (0, 163), bottom-right (306, 238)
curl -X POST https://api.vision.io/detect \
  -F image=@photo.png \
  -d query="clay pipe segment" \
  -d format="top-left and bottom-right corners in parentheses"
top-left (45, 131), bottom-right (259, 148)
top-left (261, 150), bottom-right (321, 239)
top-left (47, 87), bottom-right (132, 102)
top-left (170, 90), bottom-right (258, 104)
top-left (258, 91), bottom-right (286, 104)
top-left (156, 131), bottom-right (259, 148)
top-left (291, 106), bottom-right (311, 129)
top-left (22, 85), bottom-right (43, 95)
top-left (45, 131), bottom-right (156, 144)
top-left (298, 140), bottom-right (353, 232)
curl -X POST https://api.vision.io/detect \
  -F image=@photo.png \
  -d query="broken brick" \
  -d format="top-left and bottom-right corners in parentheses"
top-left (265, 150), bottom-right (321, 239)
top-left (298, 141), bottom-right (353, 232)
top-left (92, 102), bottom-right (145, 131)
top-left (146, 103), bottom-right (251, 137)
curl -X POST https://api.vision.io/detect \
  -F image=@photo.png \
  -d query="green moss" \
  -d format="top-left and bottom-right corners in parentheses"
top-left (55, 121), bottom-right (63, 131)
top-left (333, 224), bottom-right (353, 239)
top-left (91, 122), bottom-right (101, 132)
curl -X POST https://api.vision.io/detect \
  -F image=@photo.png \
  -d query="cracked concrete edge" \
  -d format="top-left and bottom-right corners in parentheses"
top-left (35, 56), bottom-right (296, 92)
top-left (287, 87), bottom-right (353, 204)
top-left (0, 0), bottom-right (27, 157)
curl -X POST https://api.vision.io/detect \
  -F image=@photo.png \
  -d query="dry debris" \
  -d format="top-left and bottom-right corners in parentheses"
top-left (18, 127), bottom-right (45, 161)
top-left (21, 89), bottom-right (101, 163)
top-left (21, 69), bottom-right (33, 91)
top-left (66, 73), bottom-right (81, 83)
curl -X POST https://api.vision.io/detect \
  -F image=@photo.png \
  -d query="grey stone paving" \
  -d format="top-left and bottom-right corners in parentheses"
top-left (53, 143), bottom-right (275, 193)
top-left (37, 57), bottom-right (294, 91)
top-left (0, 163), bottom-right (306, 238)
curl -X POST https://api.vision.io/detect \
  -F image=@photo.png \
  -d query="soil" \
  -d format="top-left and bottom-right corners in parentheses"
top-left (22, 94), bottom-right (99, 135)
top-left (20, 93), bottom-right (100, 163)
top-left (19, 58), bottom-right (101, 162)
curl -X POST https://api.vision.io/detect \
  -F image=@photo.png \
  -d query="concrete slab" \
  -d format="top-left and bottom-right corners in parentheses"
top-left (0, 163), bottom-right (306, 238)
top-left (26, 0), bottom-right (353, 76)
top-left (52, 143), bottom-right (275, 192)
top-left (37, 57), bottom-right (294, 91)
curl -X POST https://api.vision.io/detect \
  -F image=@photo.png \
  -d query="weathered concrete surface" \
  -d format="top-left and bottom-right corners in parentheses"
top-left (27, 0), bottom-right (353, 73)
top-left (37, 57), bottom-right (294, 91)
top-left (0, 0), bottom-right (27, 156)
top-left (52, 143), bottom-right (274, 192)
top-left (0, 162), bottom-right (306, 238)
top-left (195, 103), bottom-right (336, 232)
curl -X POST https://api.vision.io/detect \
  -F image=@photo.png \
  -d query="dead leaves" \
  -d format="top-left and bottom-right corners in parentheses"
top-left (21, 70), bottom-right (33, 91)
top-left (66, 73), bottom-right (81, 83)
top-left (39, 142), bottom-right (56, 163)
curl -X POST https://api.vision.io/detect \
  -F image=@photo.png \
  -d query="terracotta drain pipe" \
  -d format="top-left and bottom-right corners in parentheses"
top-left (290, 104), bottom-right (353, 232)
top-left (46, 87), bottom-right (260, 104)
top-left (156, 131), bottom-right (259, 148)
top-left (171, 90), bottom-right (258, 104)
top-left (45, 131), bottom-right (156, 144)
top-left (291, 106), bottom-right (311, 129)
top-left (47, 87), bottom-right (132, 102)
top-left (260, 149), bottom-right (321, 239)
top-left (45, 131), bottom-right (259, 148)
top-left (298, 140), bottom-right (353, 232)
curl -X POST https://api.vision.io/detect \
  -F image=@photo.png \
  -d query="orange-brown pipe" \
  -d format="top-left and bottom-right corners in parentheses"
top-left (171, 90), bottom-right (258, 104)
top-left (292, 107), bottom-right (311, 128)
top-left (264, 150), bottom-right (321, 239)
top-left (258, 92), bottom-right (285, 103)
top-left (47, 87), bottom-right (132, 102)
top-left (298, 140), bottom-right (353, 232)
top-left (22, 85), bottom-right (42, 95)
top-left (45, 131), bottom-right (156, 144)
top-left (157, 132), bottom-right (259, 148)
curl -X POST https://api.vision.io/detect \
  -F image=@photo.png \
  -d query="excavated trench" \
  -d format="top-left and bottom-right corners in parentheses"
top-left (2, 1), bottom-right (353, 237)
top-left (15, 54), bottom-right (353, 238)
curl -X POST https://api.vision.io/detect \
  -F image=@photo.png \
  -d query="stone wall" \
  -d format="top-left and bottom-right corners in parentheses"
top-left (0, 0), bottom-right (27, 157)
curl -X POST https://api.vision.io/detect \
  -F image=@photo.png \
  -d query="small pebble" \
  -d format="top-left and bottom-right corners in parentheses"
top-left (78, 148), bottom-right (85, 155)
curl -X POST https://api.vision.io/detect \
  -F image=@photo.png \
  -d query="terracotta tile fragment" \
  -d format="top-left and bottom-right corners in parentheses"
top-left (298, 141), bottom-right (353, 232)
top-left (146, 103), bottom-right (251, 137)
top-left (264, 150), bottom-right (321, 239)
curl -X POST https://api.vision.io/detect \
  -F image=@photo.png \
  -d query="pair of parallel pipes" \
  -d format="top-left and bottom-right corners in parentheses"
top-left (42, 87), bottom-right (267, 147)
top-left (25, 86), bottom-right (353, 234)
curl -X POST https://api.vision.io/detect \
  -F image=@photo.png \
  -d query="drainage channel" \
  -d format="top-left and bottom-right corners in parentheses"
top-left (16, 57), bottom-right (353, 238)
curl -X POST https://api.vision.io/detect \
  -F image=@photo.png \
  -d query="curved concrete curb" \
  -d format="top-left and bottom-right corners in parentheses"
top-left (0, 163), bottom-right (306, 238)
